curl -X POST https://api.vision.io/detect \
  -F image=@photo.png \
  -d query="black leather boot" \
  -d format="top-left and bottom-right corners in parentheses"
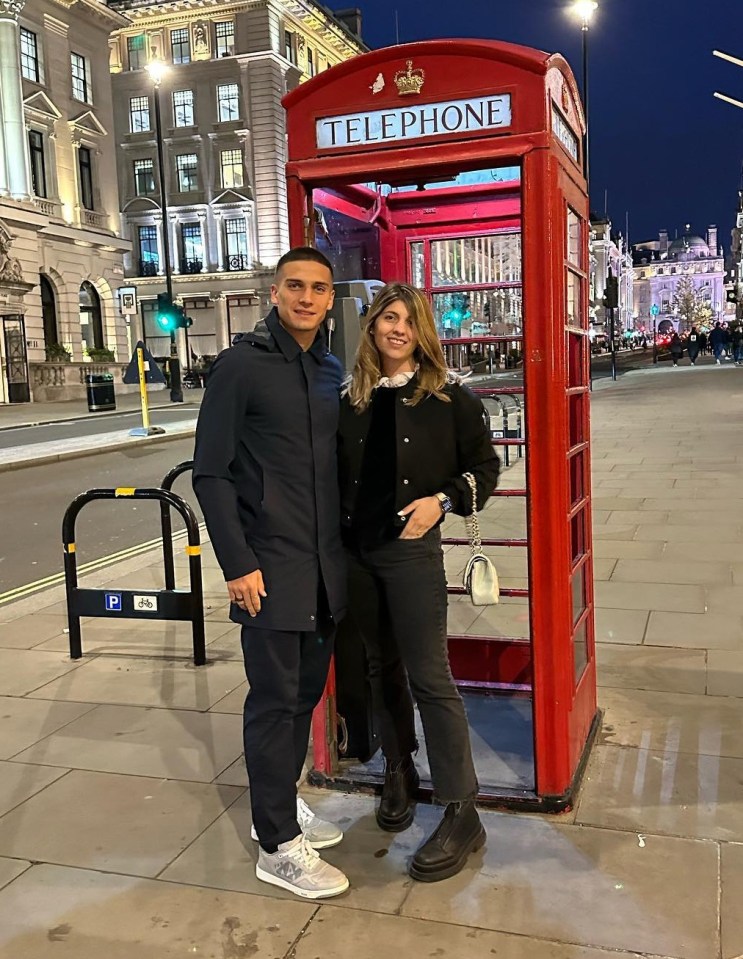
top-left (409, 800), bottom-right (486, 882)
top-left (376, 755), bottom-right (419, 832)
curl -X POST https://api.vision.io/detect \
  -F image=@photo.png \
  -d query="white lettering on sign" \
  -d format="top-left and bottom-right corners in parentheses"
top-left (316, 94), bottom-right (512, 149)
top-left (133, 594), bottom-right (158, 612)
top-left (552, 106), bottom-right (579, 162)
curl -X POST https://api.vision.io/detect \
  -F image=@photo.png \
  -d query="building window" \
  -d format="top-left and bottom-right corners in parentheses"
top-left (20, 27), bottom-right (42, 83)
top-left (173, 89), bottom-right (194, 127)
top-left (224, 217), bottom-right (249, 270)
top-left (133, 158), bottom-right (154, 196)
top-left (214, 21), bottom-right (234, 57)
top-left (129, 96), bottom-right (150, 133)
top-left (180, 222), bottom-right (203, 273)
top-left (284, 30), bottom-right (296, 64)
top-left (176, 153), bottom-right (198, 192)
top-left (217, 82), bottom-right (239, 122)
top-left (127, 34), bottom-right (146, 70)
top-left (70, 53), bottom-right (90, 102)
top-left (138, 225), bottom-right (159, 275)
top-left (171, 28), bottom-right (190, 64)
top-left (220, 148), bottom-right (243, 188)
top-left (307, 48), bottom-right (315, 76)
top-left (78, 146), bottom-right (94, 210)
top-left (28, 131), bottom-right (47, 198)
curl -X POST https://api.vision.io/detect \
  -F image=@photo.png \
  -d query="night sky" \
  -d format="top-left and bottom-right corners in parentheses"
top-left (346, 0), bottom-right (743, 254)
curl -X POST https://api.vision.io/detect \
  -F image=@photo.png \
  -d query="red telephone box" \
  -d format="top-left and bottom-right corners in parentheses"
top-left (283, 39), bottom-right (599, 808)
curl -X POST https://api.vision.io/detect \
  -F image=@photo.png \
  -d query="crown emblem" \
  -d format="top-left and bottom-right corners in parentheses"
top-left (394, 60), bottom-right (425, 96)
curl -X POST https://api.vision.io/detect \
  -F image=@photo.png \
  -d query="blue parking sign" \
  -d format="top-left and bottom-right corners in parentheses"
top-left (105, 593), bottom-right (122, 612)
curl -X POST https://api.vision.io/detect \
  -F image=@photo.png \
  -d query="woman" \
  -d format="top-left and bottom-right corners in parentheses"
top-left (338, 283), bottom-right (500, 882)
top-left (669, 332), bottom-right (684, 367)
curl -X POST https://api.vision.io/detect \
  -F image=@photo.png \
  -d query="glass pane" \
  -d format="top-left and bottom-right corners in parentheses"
top-left (567, 208), bottom-right (581, 267)
top-left (569, 451), bottom-right (585, 507)
top-left (571, 562), bottom-right (586, 626)
top-left (573, 617), bottom-right (588, 683)
top-left (567, 269), bottom-right (582, 328)
top-left (410, 241), bottom-right (424, 287)
top-left (431, 233), bottom-right (521, 287)
top-left (312, 187), bottom-right (382, 280)
top-left (567, 331), bottom-right (587, 387)
top-left (570, 508), bottom-right (586, 564)
top-left (433, 289), bottom-right (522, 341)
top-left (568, 393), bottom-right (586, 447)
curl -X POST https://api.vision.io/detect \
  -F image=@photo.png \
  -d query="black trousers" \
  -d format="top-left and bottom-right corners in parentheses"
top-left (346, 528), bottom-right (478, 803)
top-left (240, 614), bottom-right (334, 851)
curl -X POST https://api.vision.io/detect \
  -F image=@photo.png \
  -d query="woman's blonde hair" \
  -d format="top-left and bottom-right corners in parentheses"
top-left (347, 282), bottom-right (451, 412)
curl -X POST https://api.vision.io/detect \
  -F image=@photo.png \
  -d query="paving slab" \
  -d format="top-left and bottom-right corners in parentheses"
top-left (0, 770), bottom-right (243, 877)
top-left (596, 643), bottom-right (706, 695)
top-left (12, 704), bottom-right (243, 782)
top-left (0, 696), bottom-right (96, 759)
top-left (0, 863), bottom-right (313, 959)
top-left (721, 842), bottom-right (743, 959)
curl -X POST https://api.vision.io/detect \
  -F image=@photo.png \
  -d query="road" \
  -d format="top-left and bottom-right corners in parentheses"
top-left (0, 436), bottom-right (198, 595)
top-left (0, 405), bottom-right (200, 450)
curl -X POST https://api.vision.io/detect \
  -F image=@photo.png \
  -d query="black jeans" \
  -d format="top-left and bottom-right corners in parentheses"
top-left (347, 528), bottom-right (478, 803)
top-left (240, 618), bottom-right (334, 851)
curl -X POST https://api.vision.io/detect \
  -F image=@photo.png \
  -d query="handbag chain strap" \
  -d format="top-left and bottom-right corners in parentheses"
top-left (462, 472), bottom-right (483, 555)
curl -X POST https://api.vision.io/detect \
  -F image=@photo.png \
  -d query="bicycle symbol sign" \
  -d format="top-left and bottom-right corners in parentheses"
top-left (133, 594), bottom-right (158, 612)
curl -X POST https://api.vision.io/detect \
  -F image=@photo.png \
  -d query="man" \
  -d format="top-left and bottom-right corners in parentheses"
top-left (192, 247), bottom-right (348, 900)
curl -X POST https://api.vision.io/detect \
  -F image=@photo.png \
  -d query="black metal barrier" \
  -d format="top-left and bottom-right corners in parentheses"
top-left (160, 460), bottom-right (195, 590)
top-left (63, 487), bottom-right (206, 665)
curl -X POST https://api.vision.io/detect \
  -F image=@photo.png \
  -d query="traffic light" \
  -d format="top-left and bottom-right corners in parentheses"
top-left (727, 288), bottom-right (738, 304)
top-left (155, 293), bottom-right (192, 331)
top-left (602, 271), bottom-right (619, 309)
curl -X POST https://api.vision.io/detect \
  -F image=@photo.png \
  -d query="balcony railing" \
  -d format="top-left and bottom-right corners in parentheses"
top-left (82, 209), bottom-right (109, 230)
top-left (138, 260), bottom-right (159, 277)
top-left (180, 258), bottom-right (203, 274)
top-left (33, 197), bottom-right (61, 218)
top-left (225, 254), bottom-right (251, 272)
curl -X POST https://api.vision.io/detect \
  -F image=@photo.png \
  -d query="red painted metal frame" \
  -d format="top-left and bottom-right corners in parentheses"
top-left (283, 39), bottom-right (596, 803)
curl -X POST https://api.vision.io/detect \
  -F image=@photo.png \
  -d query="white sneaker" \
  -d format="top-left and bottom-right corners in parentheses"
top-left (256, 834), bottom-right (349, 899)
top-left (250, 796), bottom-right (343, 849)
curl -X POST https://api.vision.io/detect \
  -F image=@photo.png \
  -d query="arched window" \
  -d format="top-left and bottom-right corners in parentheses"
top-left (39, 274), bottom-right (58, 346)
top-left (79, 281), bottom-right (104, 353)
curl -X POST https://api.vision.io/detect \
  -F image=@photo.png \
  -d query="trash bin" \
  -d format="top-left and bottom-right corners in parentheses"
top-left (85, 372), bottom-right (116, 412)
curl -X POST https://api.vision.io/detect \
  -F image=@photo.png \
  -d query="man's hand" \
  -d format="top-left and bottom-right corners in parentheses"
top-left (398, 496), bottom-right (443, 539)
top-left (227, 570), bottom-right (267, 617)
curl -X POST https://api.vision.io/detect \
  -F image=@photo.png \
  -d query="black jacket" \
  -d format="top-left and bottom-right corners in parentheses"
top-left (338, 376), bottom-right (500, 527)
top-left (192, 308), bottom-right (346, 631)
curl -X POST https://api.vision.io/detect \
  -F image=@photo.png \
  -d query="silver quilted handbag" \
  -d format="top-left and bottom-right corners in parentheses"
top-left (462, 472), bottom-right (500, 606)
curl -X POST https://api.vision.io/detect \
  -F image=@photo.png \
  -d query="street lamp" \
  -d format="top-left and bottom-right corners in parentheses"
top-left (570, 0), bottom-right (598, 190)
top-left (146, 58), bottom-right (183, 403)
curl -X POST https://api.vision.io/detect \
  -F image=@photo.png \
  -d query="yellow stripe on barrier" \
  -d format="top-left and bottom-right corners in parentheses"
top-left (115, 487), bottom-right (136, 497)
top-left (65, 543), bottom-right (76, 554)
top-left (185, 545), bottom-right (201, 556)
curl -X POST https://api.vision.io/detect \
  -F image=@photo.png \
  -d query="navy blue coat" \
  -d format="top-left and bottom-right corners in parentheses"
top-left (192, 308), bottom-right (346, 631)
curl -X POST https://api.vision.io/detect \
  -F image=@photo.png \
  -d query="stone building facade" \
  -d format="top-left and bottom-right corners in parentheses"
top-left (632, 226), bottom-right (726, 334)
top-left (107, 0), bottom-right (365, 365)
top-left (0, 0), bottom-right (132, 403)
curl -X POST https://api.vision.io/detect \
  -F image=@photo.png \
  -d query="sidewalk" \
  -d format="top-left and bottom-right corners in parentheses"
top-left (0, 389), bottom-right (202, 472)
top-left (0, 363), bottom-right (740, 958)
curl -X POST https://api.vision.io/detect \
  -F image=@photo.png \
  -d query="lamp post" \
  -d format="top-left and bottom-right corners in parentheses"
top-left (570, 0), bottom-right (598, 190)
top-left (146, 58), bottom-right (183, 404)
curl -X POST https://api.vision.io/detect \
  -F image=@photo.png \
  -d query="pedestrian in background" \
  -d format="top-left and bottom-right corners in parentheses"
top-left (338, 282), bottom-right (500, 883)
top-left (732, 326), bottom-right (743, 366)
top-left (687, 327), bottom-right (701, 365)
top-left (669, 332), bottom-right (684, 367)
top-left (709, 322), bottom-right (726, 365)
top-left (193, 247), bottom-right (350, 901)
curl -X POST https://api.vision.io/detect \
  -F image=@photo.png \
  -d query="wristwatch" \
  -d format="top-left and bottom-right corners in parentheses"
top-left (435, 492), bottom-right (454, 514)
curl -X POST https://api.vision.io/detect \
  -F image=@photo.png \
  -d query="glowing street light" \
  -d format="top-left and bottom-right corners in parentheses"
top-left (145, 57), bottom-right (167, 87)
top-left (568, 1), bottom-right (598, 189)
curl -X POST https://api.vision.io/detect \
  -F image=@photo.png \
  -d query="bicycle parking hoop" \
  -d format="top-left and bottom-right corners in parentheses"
top-left (159, 460), bottom-right (195, 590)
top-left (62, 486), bottom-right (206, 665)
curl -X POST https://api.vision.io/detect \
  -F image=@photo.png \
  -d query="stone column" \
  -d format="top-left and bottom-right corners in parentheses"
top-left (0, 0), bottom-right (31, 199)
top-left (211, 293), bottom-right (229, 353)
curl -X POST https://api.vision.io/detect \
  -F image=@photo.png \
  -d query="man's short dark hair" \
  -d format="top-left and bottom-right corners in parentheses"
top-left (275, 246), bottom-right (333, 279)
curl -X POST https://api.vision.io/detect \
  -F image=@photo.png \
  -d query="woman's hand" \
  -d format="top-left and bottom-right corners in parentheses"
top-left (398, 496), bottom-right (443, 539)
